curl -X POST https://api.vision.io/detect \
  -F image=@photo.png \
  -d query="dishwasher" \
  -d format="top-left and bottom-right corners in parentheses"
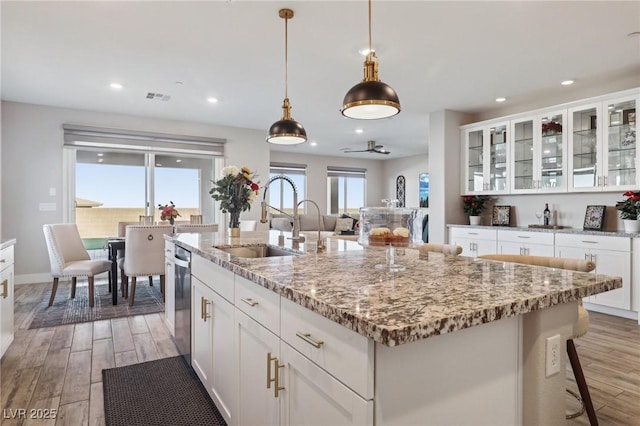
top-left (174, 245), bottom-right (191, 364)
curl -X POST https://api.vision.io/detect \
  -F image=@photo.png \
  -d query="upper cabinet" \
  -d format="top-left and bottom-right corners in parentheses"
top-left (463, 121), bottom-right (509, 194)
top-left (510, 110), bottom-right (567, 194)
top-left (462, 88), bottom-right (639, 195)
top-left (568, 94), bottom-right (638, 192)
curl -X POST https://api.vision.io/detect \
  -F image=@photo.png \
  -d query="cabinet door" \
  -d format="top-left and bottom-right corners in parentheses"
top-left (488, 123), bottom-right (509, 193)
top-left (511, 118), bottom-right (535, 192)
top-left (465, 128), bottom-right (485, 193)
top-left (589, 248), bottom-right (631, 310)
top-left (0, 264), bottom-right (13, 356)
top-left (539, 110), bottom-right (567, 192)
top-left (164, 259), bottom-right (175, 336)
top-left (475, 238), bottom-right (497, 257)
top-left (192, 277), bottom-right (214, 392)
top-left (498, 241), bottom-right (525, 255)
top-left (554, 246), bottom-right (598, 304)
top-left (603, 95), bottom-right (638, 191)
top-left (280, 342), bottom-right (373, 426)
top-left (450, 237), bottom-right (477, 257)
top-left (525, 244), bottom-right (554, 257)
top-left (569, 102), bottom-right (602, 191)
top-left (235, 310), bottom-right (280, 426)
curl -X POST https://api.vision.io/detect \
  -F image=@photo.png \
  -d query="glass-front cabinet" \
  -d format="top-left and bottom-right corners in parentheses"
top-left (463, 122), bottom-right (509, 194)
top-left (510, 111), bottom-right (567, 194)
top-left (569, 94), bottom-right (637, 192)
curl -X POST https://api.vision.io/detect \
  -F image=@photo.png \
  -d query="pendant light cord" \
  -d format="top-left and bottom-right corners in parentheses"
top-left (284, 14), bottom-right (289, 100)
top-left (368, 0), bottom-right (372, 54)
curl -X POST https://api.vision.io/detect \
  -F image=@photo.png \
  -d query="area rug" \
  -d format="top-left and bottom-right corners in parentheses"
top-left (103, 356), bottom-right (226, 426)
top-left (29, 281), bottom-right (164, 329)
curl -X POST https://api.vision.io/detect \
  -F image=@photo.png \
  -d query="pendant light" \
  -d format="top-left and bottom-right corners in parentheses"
top-left (341, 0), bottom-right (400, 120)
top-left (267, 8), bottom-right (307, 145)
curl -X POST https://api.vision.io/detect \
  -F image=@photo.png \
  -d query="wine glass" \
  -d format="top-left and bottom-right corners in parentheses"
top-left (535, 211), bottom-right (543, 224)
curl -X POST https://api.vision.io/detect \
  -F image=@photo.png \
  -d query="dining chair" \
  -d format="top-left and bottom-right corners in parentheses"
top-left (190, 214), bottom-right (203, 224)
top-left (42, 223), bottom-right (111, 307)
top-left (139, 215), bottom-right (154, 225)
top-left (417, 243), bottom-right (463, 258)
top-left (122, 225), bottom-right (172, 306)
top-left (478, 254), bottom-right (598, 425)
top-left (174, 223), bottom-right (218, 233)
top-left (239, 220), bottom-right (257, 231)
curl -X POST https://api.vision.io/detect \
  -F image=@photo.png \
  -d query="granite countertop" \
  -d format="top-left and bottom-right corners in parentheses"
top-left (0, 239), bottom-right (17, 250)
top-left (171, 231), bottom-right (621, 347)
top-left (447, 224), bottom-right (639, 238)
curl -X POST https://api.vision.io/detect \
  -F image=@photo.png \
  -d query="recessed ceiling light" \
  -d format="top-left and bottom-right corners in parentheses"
top-left (310, 141), bottom-right (317, 147)
top-left (110, 83), bottom-right (123, 89)
top-left (495, 97), bottom-right (506, 103)
top-left (97, 153), bottom-right (104, 157)
top-left (176, 159), bottom-right (182, 163)
top-left (355, 128), bottom-right (364, 134)
top-left (156, 163), bottom-right (162, 167)
top-left (207, 97), bottom-right (218, 103)
top-left (98, 158), bottom-right (104, 163)
top-left (561, 80), bottom-right (574, 86)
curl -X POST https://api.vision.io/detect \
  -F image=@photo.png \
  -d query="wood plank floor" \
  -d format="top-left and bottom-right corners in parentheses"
top-left (1, 282), bottom-right (638, 425)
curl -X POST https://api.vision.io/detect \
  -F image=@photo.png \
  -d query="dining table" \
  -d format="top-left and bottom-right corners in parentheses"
top-left (106, 238), bottom-right (125, 305)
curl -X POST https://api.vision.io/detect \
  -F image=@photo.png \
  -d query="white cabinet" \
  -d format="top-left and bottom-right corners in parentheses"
top-left (497, 229), bottom-right (554, 256)
top-left (235, 309), bottom-right (280, 426)
top-left (164, 241), bottom-right (175, 336)
top-left (448, 227), bottom-right (497, 257)
top-left (0, 244), bottom-right (15, 356)
top-left (192, 274), bottom-right (237, 425)
top-left (280, 342), bottom-right (373, 426)
top-left (555, 233), bottom-right (631, 310)
top-left (568, 93), bottom-right (638, 192)
top-left (510, 110), bottom-right (567, 194)
top-left (462, 121), bottom-right (510, 194)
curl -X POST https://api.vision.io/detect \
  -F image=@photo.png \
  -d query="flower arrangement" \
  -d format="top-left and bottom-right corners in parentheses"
top-left (210, 165), bottom-right (260, 229)
top-left (158, 201), bottom-right (180, 225)
top-left (462, 195), bottom-right (489, 216)
top-left (615, 191), bottom-right (640, 220)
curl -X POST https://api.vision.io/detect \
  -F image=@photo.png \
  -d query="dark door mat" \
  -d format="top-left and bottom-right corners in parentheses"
top-left (102, 356), bottom-right (226, 426)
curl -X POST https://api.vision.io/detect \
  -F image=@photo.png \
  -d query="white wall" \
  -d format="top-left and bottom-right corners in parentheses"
top-left (382, 154), bottom-right (428, 208)
top-left (1, 101), bottom-right (269, 281)
top-left (269, 151), bottom-right (385, 215)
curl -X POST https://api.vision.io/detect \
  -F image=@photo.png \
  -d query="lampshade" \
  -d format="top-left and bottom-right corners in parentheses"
top-left (341, 0), bottom-right (400, 120)
top-left (267, 8), bottom-right (307, 145)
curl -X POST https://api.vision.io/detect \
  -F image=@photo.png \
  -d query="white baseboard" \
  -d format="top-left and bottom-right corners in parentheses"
top-left (583, 302), bottom-right (638, 320)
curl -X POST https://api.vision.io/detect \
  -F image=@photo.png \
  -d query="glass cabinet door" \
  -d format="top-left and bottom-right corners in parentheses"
top-left (467, 129), bottom-right (484, 192)
top-left (571, 105), bottom-right (599, 189)
top-left (539, 111), bottom-right (565, 191)
top-left (489, 124), bottom-right (508, 192)
top-left (605, 97), bottom-right (637, 189)
top-left (512, 119), bottom-right (534, 191)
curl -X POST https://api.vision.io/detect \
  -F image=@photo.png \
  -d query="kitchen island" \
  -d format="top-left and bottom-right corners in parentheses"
top-left (170, 231), bottom-right (621, 426)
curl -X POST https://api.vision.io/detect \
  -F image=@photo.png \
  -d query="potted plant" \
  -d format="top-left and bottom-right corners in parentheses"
top-left (210, 165), bottom-right (260, 236)
top-left (616, 191), bottom-right (640, 232)
top-left (462, 195), bottom-right (489, 225)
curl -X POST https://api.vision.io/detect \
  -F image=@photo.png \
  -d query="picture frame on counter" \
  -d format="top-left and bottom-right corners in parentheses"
top-left (492, 205), bottom-right (511, 226)
top-left (583, 205), bottom-right (606, 231)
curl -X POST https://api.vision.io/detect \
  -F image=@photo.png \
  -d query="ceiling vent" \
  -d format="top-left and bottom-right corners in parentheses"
top-left (146, 92), bottom-right (171, 101)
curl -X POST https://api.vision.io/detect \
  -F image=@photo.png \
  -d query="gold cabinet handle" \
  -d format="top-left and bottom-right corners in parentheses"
top-left (267, 352), bottom-right (276, 389)
top-left (274, 357), bottom-right (284, 398)
top-left (201, 297), bottom-right (211, 322)
top-left (296, 332), bottom-right (324, 348)
top-left (241, 297), bottom-right (259, 307)
top-left (1, 280), bottom-right (7, 299)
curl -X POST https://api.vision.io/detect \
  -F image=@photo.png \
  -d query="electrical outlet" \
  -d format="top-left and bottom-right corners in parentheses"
top-left (546, 334), bottom-right (561, 377)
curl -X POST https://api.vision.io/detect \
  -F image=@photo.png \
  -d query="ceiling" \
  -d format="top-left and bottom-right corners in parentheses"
top-left (2, 1), bottom-right (640, 159)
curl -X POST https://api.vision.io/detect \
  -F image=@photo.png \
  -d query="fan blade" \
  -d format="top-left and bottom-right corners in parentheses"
top-left (375, 150), bottom-right (391, 155)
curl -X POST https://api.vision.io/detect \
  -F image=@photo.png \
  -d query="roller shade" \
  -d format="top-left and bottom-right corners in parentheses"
top-left (270, 162), bottom-right (306, 175)
top-left (327, 166), bottom-right (366, 178)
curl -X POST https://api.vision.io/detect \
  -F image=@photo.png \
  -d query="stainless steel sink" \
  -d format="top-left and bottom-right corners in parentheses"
top-left (215, 245), bottom-right (296, 258)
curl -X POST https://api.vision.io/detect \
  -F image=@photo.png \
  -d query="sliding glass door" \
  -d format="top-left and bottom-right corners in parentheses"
top-left (72, 148), bottom-right (215, 240)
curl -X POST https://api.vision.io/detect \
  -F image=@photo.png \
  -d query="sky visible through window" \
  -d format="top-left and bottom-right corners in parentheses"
top-left (76, 164), bottom-right (199, 208)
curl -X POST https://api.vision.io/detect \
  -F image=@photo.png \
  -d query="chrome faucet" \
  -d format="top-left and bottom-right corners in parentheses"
top-left (261, 175), bottom-right (301, 242)
top-left (297, 199), bottom-right (326, 252)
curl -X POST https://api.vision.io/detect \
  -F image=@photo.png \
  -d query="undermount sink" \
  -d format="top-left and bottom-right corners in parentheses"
top-left (215, 245), bottom-right (296, 258)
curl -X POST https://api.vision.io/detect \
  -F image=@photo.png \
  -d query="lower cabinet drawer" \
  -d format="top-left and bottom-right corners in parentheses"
top-left (555, 233), bottom-right (630, 252)
top-left (497, 229), bottom-right (554, 245)
top-left (0, 246), bottom-right (14, 273)
top-left (234, 276), bottom-right (280, 335)
top-left (192, 255), bottom-right (234, 302)
top-left (280, 297), bottom-right (374, 400)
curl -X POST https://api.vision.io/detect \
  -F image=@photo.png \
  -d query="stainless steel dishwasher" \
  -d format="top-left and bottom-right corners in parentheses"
top-left (174, 245), bottom-right (191, 364)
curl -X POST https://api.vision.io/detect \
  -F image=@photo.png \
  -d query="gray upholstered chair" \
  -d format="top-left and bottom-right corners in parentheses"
top-left (174, 223), bottom-right (218, 233)
top-left (42, 223), bottom-right (111, 307)
top-left (417, 243), bottom-right (463, 257)
top-left (478, 254), bottom-right (598, 425)
top-left (123, 225), bottom-right (172, 306)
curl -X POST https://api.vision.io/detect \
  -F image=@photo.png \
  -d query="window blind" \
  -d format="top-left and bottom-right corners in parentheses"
top-left (270, 162), bottom-right (307, 175)
top-left (327, 166), bottom-right (367, 178)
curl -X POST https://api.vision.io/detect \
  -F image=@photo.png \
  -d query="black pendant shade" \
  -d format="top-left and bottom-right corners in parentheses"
top-left (341, 80), bottom-right (401, 120)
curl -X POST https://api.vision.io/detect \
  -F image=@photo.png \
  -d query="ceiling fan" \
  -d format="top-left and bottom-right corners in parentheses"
top-left (342, 140), bottom-right (390, 155)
